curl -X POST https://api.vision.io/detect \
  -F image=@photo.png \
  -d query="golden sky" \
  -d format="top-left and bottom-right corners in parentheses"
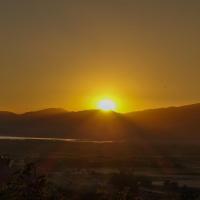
top-left (0, 0), bottom-right (200, 113)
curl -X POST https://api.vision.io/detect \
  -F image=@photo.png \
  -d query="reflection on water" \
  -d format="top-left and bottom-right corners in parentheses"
top-left (0, 136), bottom-right (114, 143)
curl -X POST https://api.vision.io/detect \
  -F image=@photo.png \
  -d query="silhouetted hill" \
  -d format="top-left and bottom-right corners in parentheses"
top-left (126, 103), bottom-right (200, 141)
top-left (22, 108), bottom-right (67, 118)
top-left (0, 104), bottom-right (199, 142)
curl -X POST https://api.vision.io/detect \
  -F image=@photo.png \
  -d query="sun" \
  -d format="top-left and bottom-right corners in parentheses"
top-left (97, 99), bottom-right (116, 111)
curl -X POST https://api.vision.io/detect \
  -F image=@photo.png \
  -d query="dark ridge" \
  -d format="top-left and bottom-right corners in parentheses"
top-left (0, 103), bottom-right (199, 142)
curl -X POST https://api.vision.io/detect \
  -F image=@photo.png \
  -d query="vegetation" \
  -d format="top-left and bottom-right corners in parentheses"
top-left (0, 156), bottom-right (199, 200)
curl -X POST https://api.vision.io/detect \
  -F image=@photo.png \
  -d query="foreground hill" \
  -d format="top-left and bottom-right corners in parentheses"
top-left (0, 104), bottom-right (199, 142)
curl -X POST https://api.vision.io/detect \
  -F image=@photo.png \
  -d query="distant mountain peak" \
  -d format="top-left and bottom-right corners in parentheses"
top-left (22, 108), bottom-right (67, 116)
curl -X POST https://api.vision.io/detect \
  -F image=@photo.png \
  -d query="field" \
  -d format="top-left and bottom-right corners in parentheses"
top-left (0, 139), bottom-right (200, 188)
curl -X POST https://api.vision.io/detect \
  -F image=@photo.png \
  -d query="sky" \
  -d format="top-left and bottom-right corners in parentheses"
top-left (0, 0), bottom-right (200, 113)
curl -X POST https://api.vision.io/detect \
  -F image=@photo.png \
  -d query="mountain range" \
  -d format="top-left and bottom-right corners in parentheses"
top-left (0, 103), bottom-right (199, 142)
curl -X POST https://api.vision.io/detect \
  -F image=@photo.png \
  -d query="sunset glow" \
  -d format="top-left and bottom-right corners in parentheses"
top-left (0, 1), bottom-right (199, 113)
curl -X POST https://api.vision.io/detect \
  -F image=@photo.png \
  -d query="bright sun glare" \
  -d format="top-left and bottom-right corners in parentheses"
top-left (97, 99), bottom-right (116, 111)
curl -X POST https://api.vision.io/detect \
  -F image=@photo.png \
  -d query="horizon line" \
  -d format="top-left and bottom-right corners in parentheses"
top-left (0, 102), bottom-right (199, 115)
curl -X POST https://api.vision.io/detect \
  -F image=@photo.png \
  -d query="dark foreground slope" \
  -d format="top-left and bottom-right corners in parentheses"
top-left (0, 104), bottom-right (199, 142)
